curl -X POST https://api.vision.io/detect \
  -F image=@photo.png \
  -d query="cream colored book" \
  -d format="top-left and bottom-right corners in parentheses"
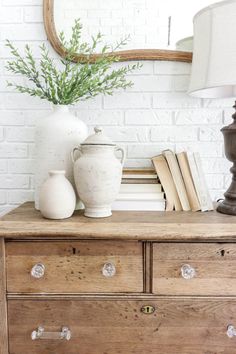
top-left (152, 154), bottom-right (182, 211)
top-left (112, 199), bottom-right (165, 211)
top-left (122, 174), bottom-right (157, 179)
top-left (122, 168), bottom-right (157, 179)
top-left (187, 152), bottom-right (208, 212)
top-left (162, 149), bottom-right (191, 211)
top-left (120, 184), bottom-right (162, 194)
top-left (117, 192), bottom-right (164, 200)
top-left (194, 152), bottom-right (214, 211)
top-left (176, 152), bottom-right (201, 212)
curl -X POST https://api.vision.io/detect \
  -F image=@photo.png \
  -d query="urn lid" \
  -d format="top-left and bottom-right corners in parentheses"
top-left (81, 126), bottom-right (115, 146)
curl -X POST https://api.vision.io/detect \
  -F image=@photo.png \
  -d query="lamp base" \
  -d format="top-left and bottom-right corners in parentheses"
top-left (217, 198), bottom-right (236, 216)
top-left (217, 162), bottom-right (236, 215)
top-left (217, 101), bottom-right (236, 215)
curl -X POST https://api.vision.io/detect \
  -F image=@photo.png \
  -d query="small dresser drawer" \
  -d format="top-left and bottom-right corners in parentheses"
top-left (153, 243), bottom-right (236, 295)
top-left (8, 298), bottom-right (236, 354)
top-left (6, 241), bottom-right (143, 293)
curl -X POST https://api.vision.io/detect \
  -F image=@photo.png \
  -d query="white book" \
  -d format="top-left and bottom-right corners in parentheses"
top-left (112, 199), bottom-right (165, 211)
top-left (120, 184), bottom-right (162, 194)
top-left (116, 192), bottom-right (164, 201)
top-left (187, 152), bottom-right (208, 212)
top-left (194, 152), bottom-right (214, 211)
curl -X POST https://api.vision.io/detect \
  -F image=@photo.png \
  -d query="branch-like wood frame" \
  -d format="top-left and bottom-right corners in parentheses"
top-left (43, 0), bottom-right (192, 63)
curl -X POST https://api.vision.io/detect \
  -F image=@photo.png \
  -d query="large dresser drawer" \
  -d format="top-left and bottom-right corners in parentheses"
top-left (153, 243), bottom-right (236, 295)
top-left (8, 298), bottom-right (236, 354)
top-left (6, 241), bottom-right (143, 293)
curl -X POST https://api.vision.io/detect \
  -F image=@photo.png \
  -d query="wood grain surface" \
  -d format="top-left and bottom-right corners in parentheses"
top-left (6, 241), bottom-right (143, 293)
top-left (0, 239), bottom-right (8, 354)
top-left (3, 203), bottom-right (236, 353)
top-left (153, 243), bottom-right (236, 295)
top-left (143, 242), bottom-right (152, 293)
top-left (1, 202), bottom-right (236, 241)
top-left (8, 298), bottom-right (236, 354)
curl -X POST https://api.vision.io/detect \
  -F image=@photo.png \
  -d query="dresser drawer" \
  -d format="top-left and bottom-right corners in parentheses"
top-left (8, 297), bottom-right (236, 354)
top-left (153, 243), bottom-right (236, 295)
top-left (6, 241), bottom-right (143, 293)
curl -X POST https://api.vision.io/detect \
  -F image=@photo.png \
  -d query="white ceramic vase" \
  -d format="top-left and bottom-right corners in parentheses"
top-left (39, 170), bottom-right (76, 219)
top-left (35, 105), bottom-right (88, 210)
top-left (72, 127), bottom-right (125, 218)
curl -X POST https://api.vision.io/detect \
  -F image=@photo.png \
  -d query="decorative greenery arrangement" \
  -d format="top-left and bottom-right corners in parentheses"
top-left (5, 19), bottom-right (141, 105)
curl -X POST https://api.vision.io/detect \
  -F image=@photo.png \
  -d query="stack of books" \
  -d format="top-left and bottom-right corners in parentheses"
top-left (112, 169), bottom-right (166, 211)
top-left (152, 149), bottom-right (214, 212)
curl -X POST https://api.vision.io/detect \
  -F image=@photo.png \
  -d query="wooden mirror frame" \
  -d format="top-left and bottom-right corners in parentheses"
top-left (43, 0), bottom-right (192, 63)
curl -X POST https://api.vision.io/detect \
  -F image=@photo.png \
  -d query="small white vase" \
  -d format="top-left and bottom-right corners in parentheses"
top-left (35, 105), bottom-right (88, 210)
top-left (39, 170), bottom-right (76, 219)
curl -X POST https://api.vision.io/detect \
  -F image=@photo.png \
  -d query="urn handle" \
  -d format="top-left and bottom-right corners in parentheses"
top-left (71, 146), bottom-right (82, 163)
top-left (115, 146), bottom-right (126, 166)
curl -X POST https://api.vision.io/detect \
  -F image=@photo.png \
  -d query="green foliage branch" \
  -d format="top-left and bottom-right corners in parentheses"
top-left (5, 19), bottom-right (142, 105)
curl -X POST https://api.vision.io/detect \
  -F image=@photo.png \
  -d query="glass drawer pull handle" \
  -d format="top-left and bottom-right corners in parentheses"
top-left (31, 326), bottom-right (71, 341)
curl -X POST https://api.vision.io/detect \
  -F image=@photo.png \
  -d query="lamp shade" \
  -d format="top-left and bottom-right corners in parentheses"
top-left (188, 0), bottom-right (236, 98)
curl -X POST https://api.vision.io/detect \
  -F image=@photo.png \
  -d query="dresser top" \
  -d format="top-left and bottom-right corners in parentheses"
top-left (0, 202), bottom-right (236, 241)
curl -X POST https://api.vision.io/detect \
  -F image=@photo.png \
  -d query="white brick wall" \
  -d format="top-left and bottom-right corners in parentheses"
top-left (0, 0), bottom-right (232, 213)
top-left (54, 0), bottom-right (215, 50)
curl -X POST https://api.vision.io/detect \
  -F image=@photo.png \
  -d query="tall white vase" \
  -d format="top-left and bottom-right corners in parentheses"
top-left (35, 105), bottom-right (88, 210)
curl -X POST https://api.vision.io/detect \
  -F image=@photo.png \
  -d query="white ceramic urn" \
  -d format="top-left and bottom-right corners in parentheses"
top-left (35, 105), bottom-right (88, 210)
top-left (39, 170), bottom-right (76, 220)
top-left (72, 127), bottom-right (125, 218)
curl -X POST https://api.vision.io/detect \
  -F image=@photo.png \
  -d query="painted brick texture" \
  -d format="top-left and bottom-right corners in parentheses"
top-left (0, 1), bottom-right (232, 213)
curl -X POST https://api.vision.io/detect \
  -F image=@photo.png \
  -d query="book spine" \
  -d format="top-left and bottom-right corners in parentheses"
top-left (193, 152), bottom-right (214, 211)
top-left (112, 200), bottom-right (166, 211)
top-left (122, 179), bottom-right (159, 184)
top-left (116, 192), bottom-right (164, 200)
top-left (120, 184), bottom-right (162, 193)
top-left (177, 152), bottom-right (201, 212)
top-left (122, 174), bottom-right (158, 179)
top-left (163, 150), bottom-right (190, 211)
top-left (151, 157), bottom-right (175, 211)
top-left (187, 152), bottom-right (208, 211)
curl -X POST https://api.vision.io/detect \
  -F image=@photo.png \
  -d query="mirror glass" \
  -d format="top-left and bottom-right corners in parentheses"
top-left (54, 0), bottom-right (215, 53)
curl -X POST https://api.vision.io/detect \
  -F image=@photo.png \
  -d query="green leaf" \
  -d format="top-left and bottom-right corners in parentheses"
top-left (5, 19), bottom-right (141, 105)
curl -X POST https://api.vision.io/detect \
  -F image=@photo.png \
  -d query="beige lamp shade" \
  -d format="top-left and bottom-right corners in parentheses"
top-left (188, 0), bottom-right (236, 98)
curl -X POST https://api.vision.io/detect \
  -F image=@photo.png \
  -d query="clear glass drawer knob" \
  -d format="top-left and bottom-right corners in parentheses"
top-left (181, 264), bottom-right (196, 280)
top-left (31, 263), bottom-right (45, 279)
top-left (102, 262), bottom-right (116, 278)
top-left (227, 325), bottom-right (236, 338)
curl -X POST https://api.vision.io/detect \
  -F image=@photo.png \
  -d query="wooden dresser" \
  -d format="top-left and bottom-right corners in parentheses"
top-left (2, 203), bottom-right (236, 353)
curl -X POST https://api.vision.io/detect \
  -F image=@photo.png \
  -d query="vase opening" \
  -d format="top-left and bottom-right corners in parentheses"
top-left (53, 105), bottom-right (69, 113)
top-left (49, 170), bottom-right (66, 177)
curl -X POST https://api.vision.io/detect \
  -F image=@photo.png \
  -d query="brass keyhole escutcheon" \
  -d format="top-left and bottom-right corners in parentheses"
top-left (141, 305), bottom-right (155, 314)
